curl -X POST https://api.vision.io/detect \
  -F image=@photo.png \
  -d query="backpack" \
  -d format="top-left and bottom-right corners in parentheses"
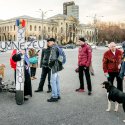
top-left (55, 46), bottom-right (66, 65)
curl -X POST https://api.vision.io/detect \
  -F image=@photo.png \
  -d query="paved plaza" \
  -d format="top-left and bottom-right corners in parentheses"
top-left (0, 47), bottom-right (125, 125)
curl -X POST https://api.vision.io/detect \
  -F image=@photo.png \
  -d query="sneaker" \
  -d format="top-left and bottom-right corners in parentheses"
top-left (88, 91), bottom-right (92, 95)
top-left (47, 97), bottom-right (58, 102)
top-left (76, 88), bottom-right (84, 92)
top-left (34, 89), bottom-right (43, 92)
top-left (75, 88), bottom-right (81, 91)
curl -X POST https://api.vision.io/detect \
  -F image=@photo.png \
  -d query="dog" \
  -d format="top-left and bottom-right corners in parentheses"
top-left (0, 64), bottom-right (5, 80)
top-left (102, 81), bottom-right (125, 122)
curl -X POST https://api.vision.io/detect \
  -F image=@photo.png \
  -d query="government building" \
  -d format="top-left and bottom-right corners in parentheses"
top-left (0, 14), bottom-right (95, 45)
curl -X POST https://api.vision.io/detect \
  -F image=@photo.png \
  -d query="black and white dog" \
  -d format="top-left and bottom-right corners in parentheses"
top-left (102, 81), bottom-right (125, 122)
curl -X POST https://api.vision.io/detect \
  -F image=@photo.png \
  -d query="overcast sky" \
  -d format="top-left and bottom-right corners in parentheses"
top-left (0, 0), bottom-right (125, 24)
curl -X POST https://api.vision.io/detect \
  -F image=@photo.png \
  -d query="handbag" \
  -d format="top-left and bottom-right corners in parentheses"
top-left (29, 56), bottom-right (38, 64)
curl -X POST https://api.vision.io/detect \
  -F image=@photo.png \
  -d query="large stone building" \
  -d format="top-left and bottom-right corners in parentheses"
top-left (0, 14), bottom-right (95, 44)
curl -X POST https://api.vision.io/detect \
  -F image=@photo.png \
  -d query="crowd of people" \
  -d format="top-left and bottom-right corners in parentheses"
top-left (8, 37), bottom-right (125, 103)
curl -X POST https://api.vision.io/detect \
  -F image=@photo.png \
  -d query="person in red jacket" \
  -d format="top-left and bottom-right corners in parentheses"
top-left (103, 42), bottom-right (123, 91)
top-left (76, 37), bottom-right (92, 95)
top-left (10, 49), bottom-right (17, 84)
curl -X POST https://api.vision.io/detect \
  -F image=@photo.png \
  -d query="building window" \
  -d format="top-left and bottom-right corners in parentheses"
top-left (34, 26), bottom-right (37, 31)
top-left (14, 35), bottom-right (15, 41)
top-left (48, 27), bottom-right (50, 32)
top-left (44, 26), bottom-right (46, 32)
top-left (30, 25), bottom-right (32, 31)
top-left (39, 35), bottom-right (41, 40)
top-left (14, 25), bottom-right (15, 31)
top-left (55, 28), bottom-right (57, 33)
top-left (39, 26), bottom-right (41, 31)
top-left (5, 27), bottom-right (6, 31)
top-left (61, 27), bottom-right (63, 33)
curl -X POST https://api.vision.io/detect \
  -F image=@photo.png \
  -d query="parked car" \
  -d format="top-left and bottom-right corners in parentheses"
top-left (116, 44), bottom-right (122, 49)
top-left (91, 44), bottom-right (97, 49)
top-left (64, 44), bottom-right (76, 49)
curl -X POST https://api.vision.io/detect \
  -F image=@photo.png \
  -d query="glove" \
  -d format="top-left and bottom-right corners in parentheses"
top-left (75, 67), bottom-right (79, 73)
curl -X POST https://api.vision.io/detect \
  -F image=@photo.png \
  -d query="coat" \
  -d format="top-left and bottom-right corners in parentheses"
top-left (40, 47), bottom-right (51, 68)
top-left (103, 49), bottom-right (122, 73)
top-left (28, 48), bottom-right (38, 68)
top-left (78, 43), bottom-right (92, 67)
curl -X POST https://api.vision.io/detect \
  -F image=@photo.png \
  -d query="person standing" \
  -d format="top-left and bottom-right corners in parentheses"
top-left (35, 40), bottom-right (51, 93)
top-left (76, 37), bottom-right (92, 95)
top-left (11, 50), bottom-right (32, 100)
top-left (103, 42), bottom-right (123, 91)
top-left (47, 38), bottom-right (63, 102)
top-left (10, 49), bottom-right (17, 84)
top-left (28, 48), bottom-right (38, 80)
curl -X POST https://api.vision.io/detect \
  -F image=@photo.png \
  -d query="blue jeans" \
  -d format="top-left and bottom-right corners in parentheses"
top-left (51, 72), bottom-right (60, 98)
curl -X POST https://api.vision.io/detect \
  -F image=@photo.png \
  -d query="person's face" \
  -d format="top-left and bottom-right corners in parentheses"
top-left (78, 40), bottom-right (85, 46)
top-left (47, 41), bottom-right (54, 47)
top-left (109, 44), bottom-right (116, 52)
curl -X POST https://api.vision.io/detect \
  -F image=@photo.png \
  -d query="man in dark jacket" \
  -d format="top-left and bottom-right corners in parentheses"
top-left (35, 40), bottom-right (51, 93)
top-left (47, 38), bottom-right (63, 102)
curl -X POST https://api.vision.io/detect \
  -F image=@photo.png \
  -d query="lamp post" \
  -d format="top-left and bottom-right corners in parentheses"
top-left (38, 9), bottom-right (53, 41)
top-left (87, 14), bottom-right (103, 44)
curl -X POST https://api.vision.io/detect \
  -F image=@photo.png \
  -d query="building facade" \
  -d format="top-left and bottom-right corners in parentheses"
top-left (63, 1), bottom-right (79, 20)
top-left (63, 1), bottom-right (75, 15)
top-left (67, 5), bottom-right (79, 20)
top-left (0, 14), bottom-right (95, 44)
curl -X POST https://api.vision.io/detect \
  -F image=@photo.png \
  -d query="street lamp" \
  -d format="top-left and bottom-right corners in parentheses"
top-left (86, 14), bottom-right (103, 44)
top-left (37, 9), bottom-right (53, 41)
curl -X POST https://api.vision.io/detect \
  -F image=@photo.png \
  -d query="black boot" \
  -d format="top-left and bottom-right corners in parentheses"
top-left (47, 85), bottom-right (51, 93)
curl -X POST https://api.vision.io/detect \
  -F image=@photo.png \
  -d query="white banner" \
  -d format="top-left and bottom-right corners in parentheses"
top-left (16, 27), bottom-right (25, 91)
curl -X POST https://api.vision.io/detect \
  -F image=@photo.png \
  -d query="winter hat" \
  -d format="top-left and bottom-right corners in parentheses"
top-left (48, 38), bottom-right (56, 42)
top-left (79, 37), bottom-right (86, 42)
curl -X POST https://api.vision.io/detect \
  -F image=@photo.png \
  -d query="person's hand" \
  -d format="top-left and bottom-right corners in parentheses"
top-left (124, 76), bottom-right (125, 80)
top-left (118, 64), bottom-right (121, 69)
top-left (75, 67), bottom-right (79, 73)
top-left (104, 72), bottom-right (109, 78)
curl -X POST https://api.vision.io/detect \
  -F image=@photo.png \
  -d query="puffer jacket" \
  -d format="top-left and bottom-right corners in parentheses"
top-left (78, 43), bottom-right (92, 67)
top-left (103, 49), bottom-right (122, 73)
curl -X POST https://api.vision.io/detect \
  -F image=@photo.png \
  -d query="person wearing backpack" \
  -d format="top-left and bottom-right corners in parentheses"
top-left (47, 38), bottom-right (64, 102)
